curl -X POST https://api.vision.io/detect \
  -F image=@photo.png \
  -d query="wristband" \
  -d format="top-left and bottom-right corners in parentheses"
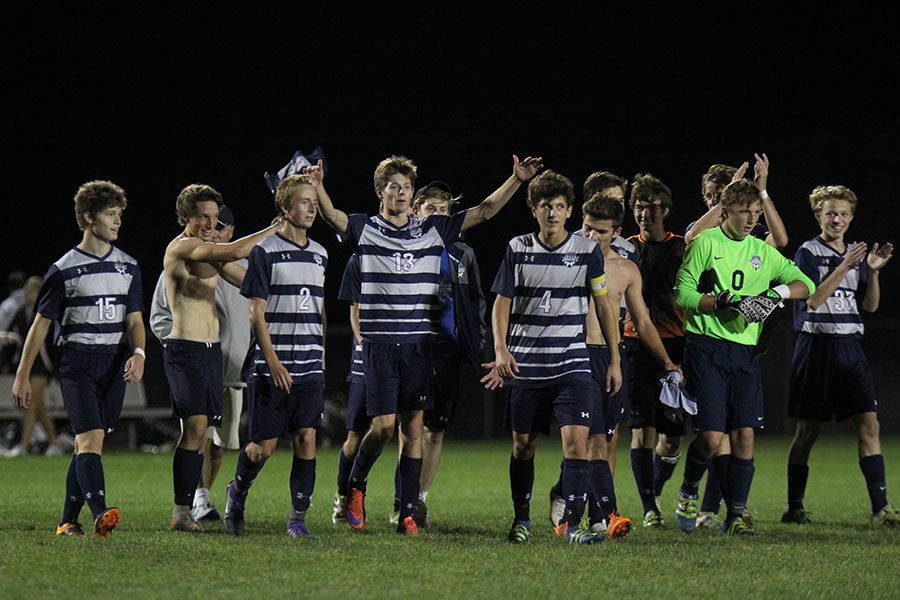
top-left (769, 284), bottom-right (790, 300)
top-left (133, 347), bottom-right (146, 358)
top-left (759, 190), bottom-right (770, 201)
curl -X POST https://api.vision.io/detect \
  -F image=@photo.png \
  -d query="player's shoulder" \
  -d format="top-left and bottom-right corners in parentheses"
top-left (52, 248), bottom-right (86, 271)
top-left (569, 232), bottom-right (598, 253)
top-left (510, 232), bottom-right (535, 250)
top-left (306, 237), bottom-right (328, 258)
top-left (108, 246), bottom-right (138, 266)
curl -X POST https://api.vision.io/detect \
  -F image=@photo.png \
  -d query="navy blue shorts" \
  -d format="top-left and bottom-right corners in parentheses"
top-left (506, 380), bottom-right (592, 436)
top-left (247, 375), bottom-right (323, 441)
top-left (164, 339), bottom-right (223, 427)
top-left (588, 345), bottom-right (625, 440)
top-left (346, 381), bottom-right (371, 432)
top-left (424, 350), bottom-right (462, 431)
top-left (625, 337), bottom-right (688, 436)
top-left (788, 333), bottom-right (877, 422)
top-left (57, 348), bottom-right (128, 435)
top-left (362, 341), bottom-right (434, 417)
top-left (684, 334), bottom-right (763, 433)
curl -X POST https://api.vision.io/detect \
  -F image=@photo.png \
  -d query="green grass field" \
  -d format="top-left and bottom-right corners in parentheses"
top-left (2, 435), bottom-right (899, 599)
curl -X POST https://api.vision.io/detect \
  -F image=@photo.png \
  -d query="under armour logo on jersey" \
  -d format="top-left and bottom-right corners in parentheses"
top-left (419, 395), bottom-right (427, 402)
top-left (457, 264), bottom-right (466, 278)
top-left (524, 255), bottom-right (535, 262)
top-left (749, 255), bottom-right (762, 270)
top-left (281, 253), bottom-right (291, 260)
top-left (77, 267), bottom-right (88, 275)
top-left (314, 254), bottom-right (323, 266)
top-left (115, 263), bottom-right (127, 275)
top-left (581, 411), bottom-right (590, 418)
top-left (563, 253), bottom-right (577, 268)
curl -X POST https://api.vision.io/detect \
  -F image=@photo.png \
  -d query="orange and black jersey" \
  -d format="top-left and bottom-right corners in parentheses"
top-left (623, 232), bottom-right (685, 339)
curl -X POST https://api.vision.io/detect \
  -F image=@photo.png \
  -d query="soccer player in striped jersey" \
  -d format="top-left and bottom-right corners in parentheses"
top-left (492, 170), bottom-right (622, 544)
top-left (672, 179), bottom-right (814, 535)
top-left (306, 154), bottom-right (540, 534)
top-left (783, 185), bottom-right (897, 526)
top-left (12, 181), bottom-right (145, 538)
top-left (221, 174), bottom-right (327, 538)
top-left (163, 184), bottom-right (280, 531)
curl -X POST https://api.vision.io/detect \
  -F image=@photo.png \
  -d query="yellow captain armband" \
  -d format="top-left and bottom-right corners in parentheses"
top-left (590, 275), bottom-right (608, 297)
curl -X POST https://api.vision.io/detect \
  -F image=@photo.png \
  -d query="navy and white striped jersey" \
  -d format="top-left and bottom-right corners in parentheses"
top-left (344, 212), bottom-right (466, 344)
top-left (241, 233), bottom-right (328, 383)
top-left (35, 247), bottom-right (142, 354)
top-left (492, 232), bottom-right (607, 388)
top-left (338, 253), bottom-right (365, 384)
top-left (793, 237), bottom-right (869, 337)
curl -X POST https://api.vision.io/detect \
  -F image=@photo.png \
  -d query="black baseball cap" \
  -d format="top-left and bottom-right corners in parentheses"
top-left (217, 205), bottom-right (235, 228)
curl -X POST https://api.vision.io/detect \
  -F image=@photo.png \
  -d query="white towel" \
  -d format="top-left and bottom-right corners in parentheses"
top-left (658, 370), bottom-right (697, 416)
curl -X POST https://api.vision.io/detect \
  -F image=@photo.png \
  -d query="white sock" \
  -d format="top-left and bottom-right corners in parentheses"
top-left (194, 487), bottom-right (209, 506)
top-left (419, 490), bottom-right (429, 502)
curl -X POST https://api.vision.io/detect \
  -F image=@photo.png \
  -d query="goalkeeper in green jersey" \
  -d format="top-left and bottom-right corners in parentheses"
top-left (670, 178), bottom-right (815, 535)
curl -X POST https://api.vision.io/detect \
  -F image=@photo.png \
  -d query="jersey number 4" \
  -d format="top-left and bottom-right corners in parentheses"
top-left (538, 290), bottom-right (552, 313)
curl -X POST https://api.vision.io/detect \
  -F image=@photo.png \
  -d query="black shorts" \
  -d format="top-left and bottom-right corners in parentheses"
top-left (247, 376), bottom-right (324, 441)
top-left (424, 351), bottom-right (462, 431)
top-left (346, 381), bottom-right (372, 432)
top-left (506, 379), bottom-right (592, 436)
top-left (684, 334), bottom-right (763, 433)
top-left (588, 345), bottom-right (625, 440)
top-left (626, 337), bottom-right (687, 436)
top-left (58, 348), bottom-right (128, 435)
top-left (362, 341), bottom-right (434, 417)
top-left (788, 333), bottom-right (877, 422)
top-left (164, 339), bottom-right (223, 427)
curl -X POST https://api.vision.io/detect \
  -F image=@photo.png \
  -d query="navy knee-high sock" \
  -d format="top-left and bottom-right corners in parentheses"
top-left (509, 454), bottom-right (534, 523)
top-left (680, 441), bottom-right (710, 497)
top-left (61, 453), bottom-right (85, 524)
top-left (394, 459), bottom-right (402, 502)
top-left (859, 455), bottom-right (888, 515)
top-left (336, 449), bottom-right (353, 496)
top-left (173, 447), bottom-right (205, 507)
top-left (701, 454), bottom-right (730, 513)
top-left (787, 463), bottom-right (809, 511)
top-left (725, 456), bottom-right (754, 522)
top-left (348, 448), bottom-right (380, 493)
top-left (399, 455), bottom-right (423, 520)
top-left (653, 452), bottom-right (680, 497)
top-left (631, 448), bottom-right (656, 513)
top-left (290, 457), bottom-right (316, 519)
top-left (553, 459), bottom-right (565, 495)
top-left (589, 459), bottom-right (616, 524)
top-left (75, 453), bottom-right (107, 519)
top-left (233, 448), bottom-right (265, 497)
top-left (562, 458), bottom-right (589, 528)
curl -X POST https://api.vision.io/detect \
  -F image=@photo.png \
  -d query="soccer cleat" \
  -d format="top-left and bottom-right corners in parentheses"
top-left (507, 521), bottom-right (532, 544)
top-left (170, 510), bottom-right (201, 532)
top-left (642, 509), bottom-right (664, 528)
top-left (44, 444), bottom-right (64, 457)
top-left (697, 511), bottom-right (723, 528)
top-left (192, 498), bottom-right (221, 522)
top-left (56, 522), bottom-right (85, 537)
top-left (781, 508), bottom-right (812, 525)
top-left (287, 518), bottom-right (313, 538)
top-left (346, 488), bottom-right (366, 530)
top-left (93, 507), bottom-right (121, 538)
top-left (549, 486), bottom-right (565, 528)
top-left (607, 511), bottom-right (632, 540)
top-left (589, 520), bottom-right (608, 535)
top-left (741, 508), bottom-right (755, 528)
top-left (724, 516), bottom-right (754, 535)
top-left (397, 515), bottom-right (419, 536)
top-left (675, 491), bottom-right (699, 533)
top-left (389, 496), bottom-right (400, 526)
top-left (563, 524), bottom-right (605, 544)
top-left (871, 505), bottom-right (900, 527)
top-left (332, 492), bottom-right (347, 525)
top-left (222, 481), bottom-right (245, 536)
top-left (414, 499), bottom-right (429, 528)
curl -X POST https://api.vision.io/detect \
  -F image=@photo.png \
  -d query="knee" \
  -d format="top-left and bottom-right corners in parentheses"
top-left (245, 443), bottom-right (273, 463)
top-left (423, 427), bottom-right (443, 447)
top-left (730, 429), bottom-right (755, 458)
top-left (857, 418), bottom-right (880, 444)
top-left (657, 435), bottom-right (681, 456)
top-left (512, 436), bottom-right (537, 460)
top-left (587, 436), bottom-right (607, 461)
top-left (793, 421), bottom-right (821, 447)
top-left (371, 423), bottom-right (395, 443)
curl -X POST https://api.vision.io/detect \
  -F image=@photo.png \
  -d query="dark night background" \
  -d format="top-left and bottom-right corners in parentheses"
top-left (5, 6), bottom-right (899, 435)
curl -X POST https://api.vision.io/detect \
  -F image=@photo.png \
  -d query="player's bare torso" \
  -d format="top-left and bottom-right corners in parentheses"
top-left (164, 234), bottom-right (221, 342)
top-left (585, 251), bottom-right (634, 345)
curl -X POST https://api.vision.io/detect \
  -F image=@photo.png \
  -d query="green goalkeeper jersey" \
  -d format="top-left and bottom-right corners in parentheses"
top-left (675, 226), bottom-right (815, 346)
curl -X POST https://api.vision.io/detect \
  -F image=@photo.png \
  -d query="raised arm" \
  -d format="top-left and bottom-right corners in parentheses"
top-left (220, 261), bottom-right (247, 288)
top-left (123, 311), bottom-right (146, 384)
top-left (10, 314), bottom-right (53, 409)
top-left (806, 242), bottom-right (867, 310)
top-left (461, 155), bottom-right (542, 231)
top-left (248, 297), bottom-right (292, 392)
top-left (754, 153), bottom-right (789, 249)
top-left (305, 159), bottom-right (349, 234)
top-left (684, 204), bottom-right (722, 244)
top-left (173, 223), bottom-right (280, 264)
top-left (862, 242), bottom-right (893, 312)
